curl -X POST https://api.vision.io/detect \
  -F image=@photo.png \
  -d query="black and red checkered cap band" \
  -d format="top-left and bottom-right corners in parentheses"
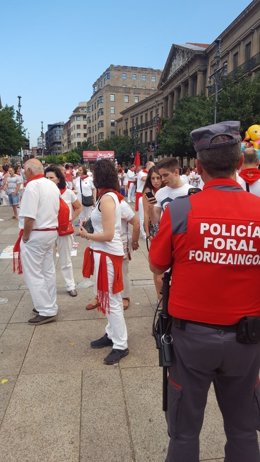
top-left (191, 121), bottom-right (241, 152)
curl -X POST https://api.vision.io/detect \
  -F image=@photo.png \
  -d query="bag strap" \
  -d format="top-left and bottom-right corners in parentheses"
top-left (80, 179), bottom-right (83, 194)
top-left (246, 182), bottom-right (250, 192)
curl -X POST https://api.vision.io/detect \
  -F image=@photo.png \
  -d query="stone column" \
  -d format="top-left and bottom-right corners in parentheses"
top-left (163, 97), bottom-right (168, 118)
top-left (188, 77), bottom-right (193, 97)
top-left (196, 71), bottom-right (205, 96)
top-left (180, 83), bottom-right (185, 99)
top-left (168, 93), bottom-right (173, 118)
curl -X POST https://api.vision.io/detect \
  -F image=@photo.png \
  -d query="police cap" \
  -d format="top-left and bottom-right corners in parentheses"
top-left (191, 121), bottom-right (241, 153)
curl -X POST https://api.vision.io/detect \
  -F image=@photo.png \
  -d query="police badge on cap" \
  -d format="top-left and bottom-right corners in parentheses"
top-left (191, 121), bottom-right (241, 153)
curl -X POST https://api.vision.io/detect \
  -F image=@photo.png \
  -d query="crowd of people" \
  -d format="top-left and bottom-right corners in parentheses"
top-left (1, 120), bottom-right (260, 460)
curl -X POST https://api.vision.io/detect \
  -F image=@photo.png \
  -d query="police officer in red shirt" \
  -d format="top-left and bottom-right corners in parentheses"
top-left (149, 121), bottom-right (260, 462)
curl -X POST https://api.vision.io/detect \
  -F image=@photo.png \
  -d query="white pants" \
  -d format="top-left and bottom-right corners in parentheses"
top-left (122, 258), bottom-right (130, 299)
top-left (138, 196), bottom-right (146, 239)
top-left (57, 235), bottom-right (75, 291)
top-left (80, 205), bottom-right (92, 223)
top-left (21, 230), bottom-right (58, 316)
top-left (94, 252), bottom-right (128, 350)
top-left (127, 183), bottom-right (136, 203)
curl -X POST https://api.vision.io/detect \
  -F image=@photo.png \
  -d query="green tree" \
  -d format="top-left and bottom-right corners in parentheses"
top-left (0, 106), bottom-right (26, 156)
top-left (98, 135), bottom-right (137, 164)
top-left (65, 151), bottom-right (81, 164)
top-left (217, 74), bottom-right (260, 135)
top-left (158, 96), bottom-right (212, 157)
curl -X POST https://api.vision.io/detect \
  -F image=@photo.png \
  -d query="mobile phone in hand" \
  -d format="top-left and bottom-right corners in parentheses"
top-left (145, 191), bottom-right (155, 199)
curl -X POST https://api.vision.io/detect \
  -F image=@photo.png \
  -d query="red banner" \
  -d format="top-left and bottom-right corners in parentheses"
top-left (83, 151), bottom-right (115, 161)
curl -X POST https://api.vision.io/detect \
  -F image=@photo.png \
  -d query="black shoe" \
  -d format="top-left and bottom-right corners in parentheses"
top-left (28, 315), bottom-right (57, 325)
top-left (32, 308), bottom-right (39, 313)
top-left (90, 334), bottom-right (113, 349)
top-left (103, 348), bottom-right (129, 365)
top-left (68, 289), bottom-right (77, 297)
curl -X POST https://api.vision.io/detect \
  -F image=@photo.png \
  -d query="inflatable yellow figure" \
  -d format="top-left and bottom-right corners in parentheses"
top-left (245, 124), bottom-right (260, 150)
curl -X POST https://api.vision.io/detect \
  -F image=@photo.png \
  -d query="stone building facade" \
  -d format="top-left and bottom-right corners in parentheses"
top-left (86, 65), bottom-right (161, 145)
top-left (62, 102), bottom-right (88, 153)
top-left (116, 0), bottom-right (260, 158)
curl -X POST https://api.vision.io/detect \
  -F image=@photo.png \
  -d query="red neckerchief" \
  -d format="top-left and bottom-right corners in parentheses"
top-left (82, 247), bottom-right (123, 314)
top-left (24, 173), bottom-right (44, 187)
top-left (13, 173), bottom-right (44, 274)
top-left (239, 168), bottom-right (260, 185)
top-left (97, 188), bottom-right (124, 202)
top-left (59, 187), bottom-right (67, 195)
top-left (142, 169), bottom-right (148, 174)
top-left (80, 175), bottom-right (88, 180)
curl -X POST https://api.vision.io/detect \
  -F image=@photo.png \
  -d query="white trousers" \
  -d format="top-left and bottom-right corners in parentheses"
top-left (127, 183), bottom-right (136, 202)
top-left (57, 235), bottom-right (75, 291)
top-left (122, 258), bottom-right (130, 299)
top-left (79, 205), bottom-right (92, 223)
top-left (138, 196), bottom-right (146, 239)
top-left (20, 231), bottom-right (58, 316)
top-left (94, 252), bottom-right (128, 350)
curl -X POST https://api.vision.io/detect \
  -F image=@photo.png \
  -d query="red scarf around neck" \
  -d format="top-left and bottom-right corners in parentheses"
top-left (97, 188), bottom-right (124, 202)
top-left (239, 168), bottom-right (260, 185)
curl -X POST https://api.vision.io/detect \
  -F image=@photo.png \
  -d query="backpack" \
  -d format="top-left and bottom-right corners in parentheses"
top-left (57, 197), bottom-right (70, 235)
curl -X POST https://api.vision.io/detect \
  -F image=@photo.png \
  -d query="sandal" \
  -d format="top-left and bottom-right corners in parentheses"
top-left (123, 298), bottom-right (130, 310)
top-left (86, 297), bottom-right (100, 310)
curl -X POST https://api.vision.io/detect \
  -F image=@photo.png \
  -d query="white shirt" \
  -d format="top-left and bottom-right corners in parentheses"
top-left (19, 177), bottom-right (59, 229)
top-left (155, 183), bottom-right (193, 212)
top-left (136, 169), bottom-right (147, 193)
top-left (74, 176), bottom-right (95, 200)
top-left (61, 188), bottom-right (78, 220)
top-left (236, 174), bottom-right (260, 197)
top-left (126, 170), bottom-right (136, 182)
top-left (120, 200), bottom-right (135, 256)
top-left (90, 192), bottom-right (124, 256)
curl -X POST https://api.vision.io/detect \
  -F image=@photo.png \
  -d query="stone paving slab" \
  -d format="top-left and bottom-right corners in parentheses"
top-left (0, 324), bottom-right (34, 375)
top-left (0, 373), bottom-right (81, 462)
top-left (122, 366), bottom-right (168, 462)
top-left (80, 368), bottom-right (134, 462)
top-left (0, 375), bottom-right (17, 424)
top-left (0, 290), bottom-right (27, 324)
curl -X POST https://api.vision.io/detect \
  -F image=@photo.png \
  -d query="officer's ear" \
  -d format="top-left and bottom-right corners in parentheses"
top-left (196, 159), bottom-right (203, 175)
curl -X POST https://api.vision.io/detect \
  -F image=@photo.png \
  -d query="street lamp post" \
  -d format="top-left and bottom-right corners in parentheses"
top-left (208, 39), bottom-right (227, 124)
top-left (41, 121), bottom-right (44, 156)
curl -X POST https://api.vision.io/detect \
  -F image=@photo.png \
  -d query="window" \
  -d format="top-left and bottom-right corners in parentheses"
top-left (134, 96), bottom-right (139, 103)
top-left (110, 94), bottom-right (115, 102)
top-left (151, 76), bottom-right (156, 82)
top-left (233, 52), bottom-right (239, 69)
top-left (141, 75), bottom-right (146, 81)
top-left (106, 71), bottom-right (110, 80)
top-left (110, 107), bottom-right (115, 114)
top-left (83, 124), bottom-right (87, 129)
top-left (245, 42), bottom-right (251, 61)
top-left (111, 120), bottom-right (115, 127)
top-left (76, 116), bottom-right (81, 121)
top-left (121, 72), bottom-right (127, 80)
top-left (76, 124), bottom-right (81, 129)
top-left (132, 73), bottom-right (137, 80)
top-left (77, 133), bottom-right (81, 138)
top-left (111, 131), bottom-right (115, 136)
top-left (124, 95), bottom-right (129, 103)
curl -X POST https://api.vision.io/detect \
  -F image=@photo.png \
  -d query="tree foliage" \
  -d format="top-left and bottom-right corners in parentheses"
top-left (0, 106), bottom-right (26, 156)
top-left (98, 135), bottom-right (138, 164)
top-left (217, 73), bottom-right (260, 135)
top-left (158, 96), bottom-right (212, 157)
top-left (157, 74), bottom-right (260, 157)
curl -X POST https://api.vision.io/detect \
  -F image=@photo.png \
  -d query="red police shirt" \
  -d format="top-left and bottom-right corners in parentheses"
top-left (149, 178), bottom-right (260, 325)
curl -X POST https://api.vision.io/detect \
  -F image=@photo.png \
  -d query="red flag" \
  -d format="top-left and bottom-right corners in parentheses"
top-left (133, 151), bottom-right (141, 168)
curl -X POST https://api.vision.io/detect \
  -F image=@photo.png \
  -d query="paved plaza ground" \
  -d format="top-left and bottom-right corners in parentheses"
top-left (0, 204), bottom-right (229, 461)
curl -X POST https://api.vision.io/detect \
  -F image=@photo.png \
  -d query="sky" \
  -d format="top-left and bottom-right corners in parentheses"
top-left (0, 0), bottom-right (252, 147)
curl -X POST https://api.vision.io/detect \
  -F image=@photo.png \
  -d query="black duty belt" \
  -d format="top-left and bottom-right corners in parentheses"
top-left (172, 317), bottom-right (238, 332)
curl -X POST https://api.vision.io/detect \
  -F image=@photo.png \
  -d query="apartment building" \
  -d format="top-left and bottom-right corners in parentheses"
top-left (62, 102), bottom-right (88, 153)
top-left (117, 0), bottom-right (259, 156)
top-left (45, 122), bottom-right (64, 155)
top-left (86, 65), bottom-right (161, 145)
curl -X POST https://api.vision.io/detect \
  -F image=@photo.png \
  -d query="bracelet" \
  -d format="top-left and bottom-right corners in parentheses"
top-left (132, 241), bottom-right (139, 244)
